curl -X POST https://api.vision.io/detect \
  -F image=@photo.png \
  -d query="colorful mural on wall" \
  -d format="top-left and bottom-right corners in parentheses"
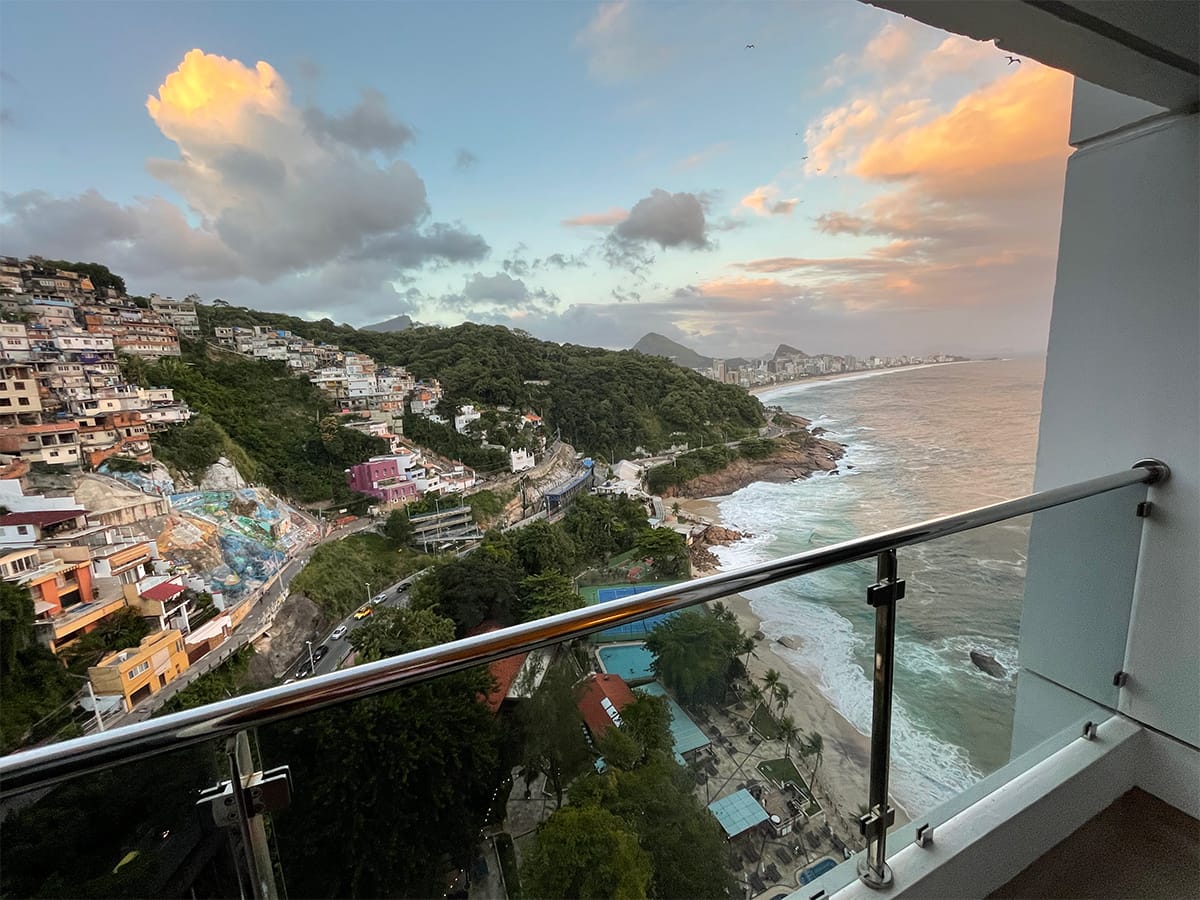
top-left (158, 488), bottom-right (319, 599)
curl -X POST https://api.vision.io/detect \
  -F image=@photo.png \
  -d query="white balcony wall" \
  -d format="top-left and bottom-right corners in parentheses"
top-left (1021, 80), bottom-right (1199, 749)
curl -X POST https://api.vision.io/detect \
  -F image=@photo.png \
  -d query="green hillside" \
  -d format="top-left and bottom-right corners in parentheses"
top-left (126, 348), bottom-right (386, 503)
top-left (196, 306), bottom-right (765, 460)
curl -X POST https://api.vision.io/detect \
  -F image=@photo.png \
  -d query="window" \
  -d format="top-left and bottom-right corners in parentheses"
top-left (17, 525), bottom-right (29, 535)
top-left (127, 661), bottom-right (149, 679)
top-left (0, 398), bottom-right (9, 407)
top-left (18, 398), bottom-right (28, 406)
top-left (13, 381), bottom-right (24, 389)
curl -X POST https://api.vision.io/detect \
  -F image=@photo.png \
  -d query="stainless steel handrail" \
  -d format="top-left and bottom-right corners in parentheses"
top-left (0, 460), bottom-right (1168, 797)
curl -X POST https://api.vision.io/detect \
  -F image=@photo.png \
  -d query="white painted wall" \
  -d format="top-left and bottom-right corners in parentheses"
top-left (1021, 80), bottom-right (1199, 747)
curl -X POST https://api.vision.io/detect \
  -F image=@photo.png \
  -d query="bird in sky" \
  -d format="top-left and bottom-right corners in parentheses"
top-left (745, 43), bottom-right (755, 49)
top-left (801, 156), bottom-right (808, 160)
top-left (1005, 55), bottom-right (1021, 65)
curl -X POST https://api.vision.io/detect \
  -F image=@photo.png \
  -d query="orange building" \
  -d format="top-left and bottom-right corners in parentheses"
top-left (88, 629), bottom-right (190, 710)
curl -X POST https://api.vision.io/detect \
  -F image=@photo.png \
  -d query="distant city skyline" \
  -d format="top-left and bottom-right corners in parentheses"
top-left (0, 1), bottom-right (1072, 358)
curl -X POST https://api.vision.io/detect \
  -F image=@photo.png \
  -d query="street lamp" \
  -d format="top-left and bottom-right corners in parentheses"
top-left (68, 673), bottom-right (104, 732)
top-left (365, 582), bottom-right (371, 604)
top-left (305, 640), bottom-right (316, 674)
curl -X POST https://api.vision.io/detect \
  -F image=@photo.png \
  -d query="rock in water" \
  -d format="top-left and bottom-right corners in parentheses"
top-left (970, 650), bottom-right (1006, 678)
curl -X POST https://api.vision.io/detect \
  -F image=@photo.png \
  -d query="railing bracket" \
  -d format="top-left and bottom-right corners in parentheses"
top-left (1112, 670), bottom-right (1129, 688)
top-left (915, 822), bottom-right (934, 848)
top-left (1136, 501), bottom-right (1153, 518)
top-left (1082, 720), bottom-right (1099, 740)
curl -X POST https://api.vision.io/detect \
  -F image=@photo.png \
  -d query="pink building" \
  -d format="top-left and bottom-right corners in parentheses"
top-left (346, 455), bottom-right (420, 503)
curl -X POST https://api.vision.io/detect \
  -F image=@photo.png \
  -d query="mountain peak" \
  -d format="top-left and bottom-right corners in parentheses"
top-left (363, 314), bottom-right (413, 333)
top-left (773, 343), bottom-right (808, 360)
top-left (631, 333), bottom-right (712, 370)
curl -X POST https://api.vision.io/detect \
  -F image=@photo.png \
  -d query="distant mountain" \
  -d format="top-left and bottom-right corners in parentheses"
top-left (632, 332), bottom-right (713, 370)
top-left (773, 343), bottom-right (808, 360)
top-left (363, 314), bottom-right (413, 333)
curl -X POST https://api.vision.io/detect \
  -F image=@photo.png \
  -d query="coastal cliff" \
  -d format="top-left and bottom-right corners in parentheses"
top-left (659, 433), bottom-right (844, 498)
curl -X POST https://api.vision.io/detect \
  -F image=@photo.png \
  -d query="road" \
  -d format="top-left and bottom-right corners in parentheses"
top-left (282, 569), bottom-right (424, 680)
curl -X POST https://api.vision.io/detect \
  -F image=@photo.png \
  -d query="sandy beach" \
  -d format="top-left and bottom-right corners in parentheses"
top-left (676, 497), bottom-right (905, 842)
top-left (748, 360), bottom-right (975, 401)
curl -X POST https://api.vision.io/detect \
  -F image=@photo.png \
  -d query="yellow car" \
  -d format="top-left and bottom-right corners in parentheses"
top-left (353, 604), bottom-right (374, 620)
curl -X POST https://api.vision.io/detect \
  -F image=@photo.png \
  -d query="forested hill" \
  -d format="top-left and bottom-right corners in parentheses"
top-left (196, 306), bottom-right (765, 458)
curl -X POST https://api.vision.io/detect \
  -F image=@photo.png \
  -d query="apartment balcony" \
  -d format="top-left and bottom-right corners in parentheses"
top-left (1, 460), bottom-right (1195, 899)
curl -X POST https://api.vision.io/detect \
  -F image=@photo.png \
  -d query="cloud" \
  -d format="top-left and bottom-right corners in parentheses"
top-left (454, 148), bottom-right (478, 171)
top-left (563, 207), bottom-right (628, 227)
top-left (303, 87), bottom-right (414, 153)
top-left (614, 189), bottom-right (708, 249)
top-left (740, 185), bottom-right (798, 216)
top-left (794, 60), bottom-right (1070, 316)
top-left (295, 57), bottom-right (321, 80)
top-left (2, 49), bottom-right (487, 300)
top-left (0, 70), bottom-right (18, 86)
top-left (427, 271), bottom-right (560, 315)
top-left (575, 1), bottom-right (671, 83)
top-left (675, 142), bottom-right (731, 171)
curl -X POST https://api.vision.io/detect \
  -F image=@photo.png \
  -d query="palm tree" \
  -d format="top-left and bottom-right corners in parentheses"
top-left (774, 683), bottom-right (793, 719)
top-left (804, 732), bottom-right (824, 790)
top-left (746, 682), bottom-right (765, 716)
top-left (761, 668), bottom-right (782, 699)
top-left (780, 714), bottom-right (799, 759)
top-left (739, 635), bottom-right (756, 673)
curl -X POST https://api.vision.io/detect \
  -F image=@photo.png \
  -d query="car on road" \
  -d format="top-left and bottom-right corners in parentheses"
top-left (353, 604), bottom-right (373, 620)
top-left (312, 645), bottom-right (329, 662)
top-left (294, 662), bottom-right (312, 679)
top-left (373, 592), bottom-right (389, 605)
top-left (330, 624), bottom-right (348, 640)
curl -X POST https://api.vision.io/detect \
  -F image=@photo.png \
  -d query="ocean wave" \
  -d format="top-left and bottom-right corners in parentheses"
top-left (752, 591), bottom-right (984, 813)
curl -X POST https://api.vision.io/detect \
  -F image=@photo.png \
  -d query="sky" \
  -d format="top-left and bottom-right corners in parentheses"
top-left (0, 0), bottom-right (1074, 358)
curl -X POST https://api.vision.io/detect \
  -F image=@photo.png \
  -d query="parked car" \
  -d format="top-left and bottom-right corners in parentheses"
top-left (353, 604), bottom-right (373, 620)
top-left (330, 624), bottom-right (348, 640)
top-left (312, 645), bottom-right (329, 662)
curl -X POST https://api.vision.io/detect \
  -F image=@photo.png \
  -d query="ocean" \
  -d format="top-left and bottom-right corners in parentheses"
top-left (712, 358), bottom-right (1045, 818)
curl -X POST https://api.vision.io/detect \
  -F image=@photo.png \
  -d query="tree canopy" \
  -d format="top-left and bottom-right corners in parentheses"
top-left (259, 606), bottom-right (500, 897)
top-left (521, 805), bottom-right (653, 900)
top-left (570, 749), bottom-right (736, 899)
top-left (645, 608), bottom-right (747, 708)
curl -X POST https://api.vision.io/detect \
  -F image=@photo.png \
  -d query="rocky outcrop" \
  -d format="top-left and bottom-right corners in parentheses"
top-left (252, 593), bottom-right (331, 678)
top-left (661, 435), bottom-right (845, 499)
top-left (970, 650), bottom-right (1007, 679)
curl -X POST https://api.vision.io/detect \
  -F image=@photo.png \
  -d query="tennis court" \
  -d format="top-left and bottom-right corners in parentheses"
top-left (581, 582), bottom-right (682, 641)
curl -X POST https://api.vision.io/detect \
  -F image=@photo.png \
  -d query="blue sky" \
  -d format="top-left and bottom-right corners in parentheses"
top-left (0, 1), bottom-right (1072, 357)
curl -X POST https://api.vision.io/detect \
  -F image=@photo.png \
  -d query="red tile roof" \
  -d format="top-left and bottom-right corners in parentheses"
top-left (578, 673), bottom-right (636, 738)
top-left (466, 622), bottom-right (528, 713)
top-left (0, 509), bottom-right (86, 528)
top-left (141, 581), bottom-right (186, 602)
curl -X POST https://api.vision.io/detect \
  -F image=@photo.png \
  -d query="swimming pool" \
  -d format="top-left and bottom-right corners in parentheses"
top-left (596, 643), bottom-right (656, 683)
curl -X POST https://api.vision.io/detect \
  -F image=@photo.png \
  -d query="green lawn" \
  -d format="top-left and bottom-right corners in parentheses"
top-left (757, 757), bottom-right (822, 816)
top-left (750, 704), bottom-right (783, 740)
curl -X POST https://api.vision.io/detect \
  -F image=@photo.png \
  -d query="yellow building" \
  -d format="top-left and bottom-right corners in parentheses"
top-left (88, 629), bottom-right (189, 711)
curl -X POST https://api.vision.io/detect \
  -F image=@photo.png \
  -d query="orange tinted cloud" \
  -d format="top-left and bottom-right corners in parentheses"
top-left (855, 65), bottom-right (1071, 182)
top-left (147, 49), bottom-right (289, 139)
top-left (740, 185), bottom-right (797, 216)
top-left (563, 207), bottom-right (628, 227)
top-left (697, 276), bottom-right (796, 300)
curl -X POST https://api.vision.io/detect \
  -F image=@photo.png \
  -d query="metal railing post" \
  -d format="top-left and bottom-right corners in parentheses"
top-left (196, 730), bottom-right (291, 900)
top-left (858, 549), bottom-right (904, 889)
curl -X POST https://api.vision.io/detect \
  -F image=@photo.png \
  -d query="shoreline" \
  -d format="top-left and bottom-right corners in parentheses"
top-left (748, 360), bottom-right (978, 401)
top-left (676, 497), bottom-right (910, 838)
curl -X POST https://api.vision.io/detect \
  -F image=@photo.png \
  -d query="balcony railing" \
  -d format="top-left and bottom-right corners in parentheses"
top-left (0, 459), bottom-right (1169, 898)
